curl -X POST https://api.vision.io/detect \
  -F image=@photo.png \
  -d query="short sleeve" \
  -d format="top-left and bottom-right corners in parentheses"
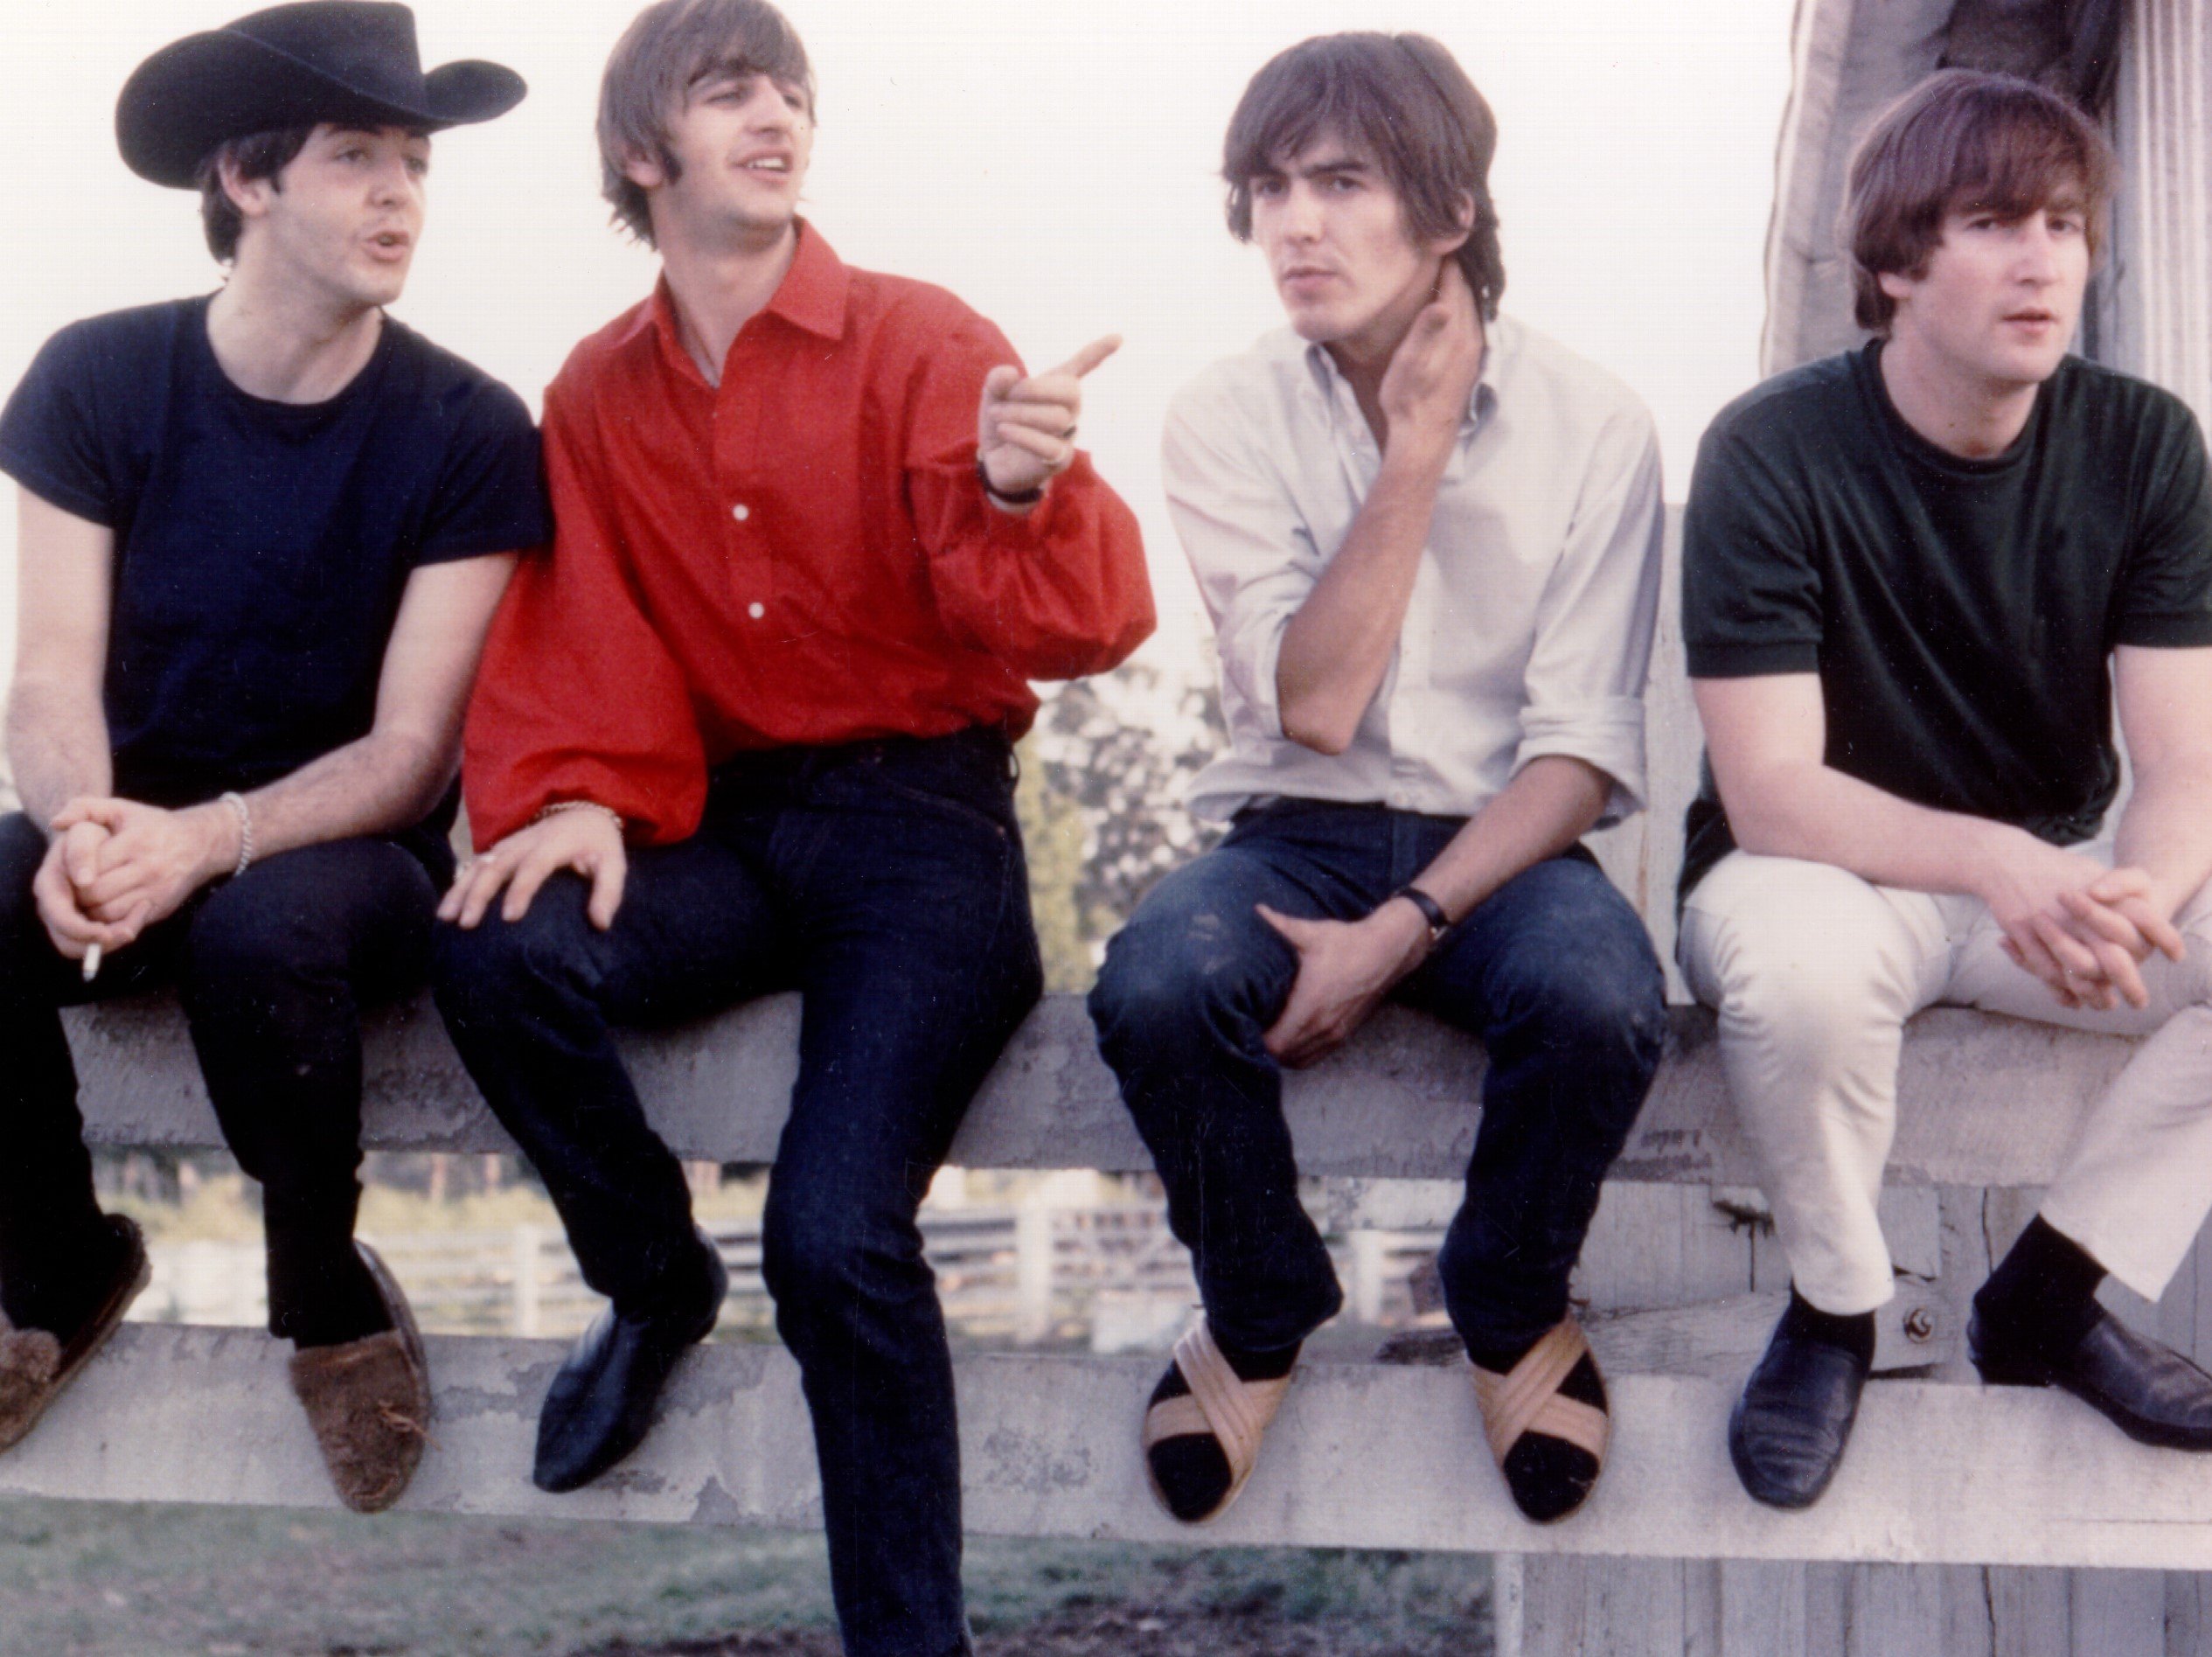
top-left (0, 324), bottom-right (118, 526)
top-left (414, 378), bottom-right (553, 567)
top-left (2113, 398), bottom-right (2212, 648)
top-left (1680, 416), bottom-right (1825, 679)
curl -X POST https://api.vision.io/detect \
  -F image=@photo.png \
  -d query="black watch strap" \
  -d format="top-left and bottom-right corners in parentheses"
top-left (975, 453), bottom-right (1046, 505)
top-left (1393, 885), bottom-right (1454, 946)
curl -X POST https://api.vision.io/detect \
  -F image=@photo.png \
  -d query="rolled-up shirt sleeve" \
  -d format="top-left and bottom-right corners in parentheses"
top-left (1161, 379), bottom-right (1319, 742)
top-left (1512, 406), bottom-right (1665, 823)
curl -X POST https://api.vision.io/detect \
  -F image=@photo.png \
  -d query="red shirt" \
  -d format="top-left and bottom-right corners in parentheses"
top-left (463, 225), bottom-right (1154, 847)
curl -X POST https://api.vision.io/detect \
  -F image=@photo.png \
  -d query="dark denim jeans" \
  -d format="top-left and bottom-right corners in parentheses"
top-left (1089, 799), bottom-right (1666, 1361)
top-left (0, 811), bottom-right (443, 1340)
top-left (432, 729), bottom-right (1040, 1657)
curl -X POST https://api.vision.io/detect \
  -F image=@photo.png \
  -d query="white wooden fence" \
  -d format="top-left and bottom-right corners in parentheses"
top-left (132, 1203), bottom-right (1445, 1350)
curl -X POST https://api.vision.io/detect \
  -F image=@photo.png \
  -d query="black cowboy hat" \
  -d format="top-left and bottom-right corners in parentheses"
top-left (117, 2), bottom-right (525, 188)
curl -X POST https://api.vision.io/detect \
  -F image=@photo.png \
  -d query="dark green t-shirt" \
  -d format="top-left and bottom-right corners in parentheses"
top-left (1679, 343), bottom-right (2212, 905)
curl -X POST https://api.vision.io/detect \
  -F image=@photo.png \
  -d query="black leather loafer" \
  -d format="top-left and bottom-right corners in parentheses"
top-left (533, 1232), bottom-right (728, 1493)
top-left (1729, 1312), bottom-right (1871, 1509)
top-left (1971, 1305), bottom-right (2212, 1450)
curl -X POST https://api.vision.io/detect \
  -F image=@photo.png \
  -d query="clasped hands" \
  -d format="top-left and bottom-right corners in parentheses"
top-left (1985, 840), bottom-right (2186, 1012)
top-left (32, 797), bottom-right (236, 960)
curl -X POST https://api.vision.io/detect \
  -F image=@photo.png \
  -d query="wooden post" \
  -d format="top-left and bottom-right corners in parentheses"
top-left (1349, 1230), bottom-right (1390, 1326)
top-left (1014, 1202), bottom-right (1055, 1347)
top-left (511, 1223), bottom-right (541, 1340)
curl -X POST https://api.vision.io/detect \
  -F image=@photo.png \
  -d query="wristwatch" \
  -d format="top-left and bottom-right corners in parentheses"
top-left (974, 452), bottom-right (1046, 506)
top-left (1392, 885), bottom-right (1454, 949)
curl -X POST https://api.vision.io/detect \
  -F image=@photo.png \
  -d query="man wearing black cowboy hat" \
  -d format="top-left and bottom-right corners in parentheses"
top-left (0, 2), bottom-right (546, 1514)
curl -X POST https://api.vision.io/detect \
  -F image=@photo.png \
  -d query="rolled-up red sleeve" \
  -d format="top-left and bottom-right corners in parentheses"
top-left (461, 377), bottom-right (707, 849)
top-left (904, 315), bottom-right (1154, 681)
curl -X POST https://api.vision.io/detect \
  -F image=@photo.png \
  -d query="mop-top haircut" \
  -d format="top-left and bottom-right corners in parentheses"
top-left (1845, 68), bottom-right (2116, 334)
top-left (1223, 31), bottom-right (1506, 321)
top-left (597, 0), bottom-right (814, 245)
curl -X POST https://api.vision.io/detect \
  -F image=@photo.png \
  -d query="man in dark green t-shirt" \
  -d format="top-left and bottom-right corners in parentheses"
top-left (1680, 70), bottom-right (2212, 1511)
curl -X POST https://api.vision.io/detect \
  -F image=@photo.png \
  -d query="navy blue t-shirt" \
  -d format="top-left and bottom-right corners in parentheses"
top-left (0, 296), bottom-right (548, 853)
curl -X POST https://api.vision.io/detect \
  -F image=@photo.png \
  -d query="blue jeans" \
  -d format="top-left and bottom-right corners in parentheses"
top-left (433, 729), bottom-right (1040, 1657)
top-left (1089, 799), bottom-right (1666, 1359)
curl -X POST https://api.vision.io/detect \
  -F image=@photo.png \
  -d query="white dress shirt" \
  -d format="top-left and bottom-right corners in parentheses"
top-left (1164, 312), bottom-right (1665, 825)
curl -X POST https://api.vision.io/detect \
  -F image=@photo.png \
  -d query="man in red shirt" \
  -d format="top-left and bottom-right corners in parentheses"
top-left (431, 3), bottom-right (1149, 1651)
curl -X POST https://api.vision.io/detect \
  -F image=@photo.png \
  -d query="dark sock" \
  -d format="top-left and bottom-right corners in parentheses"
top-left (1975, 1215), bottom-right (2105, 1356)
top-left (274, 1247), bottom-right (393, 1351)
top-left (1466, 1326), bottom-right (1610, 1523)
top-left (1783, 1287), bottom-right (1877, 1365)
top-left (627, 1232), bottom-right (723, 1329)
top-left (1, 1215), bottom-right (134, 1341)
top-left (1146, 1331), bottom-right (1299, 1521)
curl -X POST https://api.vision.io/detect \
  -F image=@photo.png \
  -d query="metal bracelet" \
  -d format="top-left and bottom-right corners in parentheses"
top-left (219, 790), bottom-right (254, 880)
top-left (531, 799), bottom-right (624, 834)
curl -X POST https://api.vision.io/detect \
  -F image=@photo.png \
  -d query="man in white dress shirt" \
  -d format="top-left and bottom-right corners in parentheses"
top-left (1089, 31), bottom-right (1668, 1527)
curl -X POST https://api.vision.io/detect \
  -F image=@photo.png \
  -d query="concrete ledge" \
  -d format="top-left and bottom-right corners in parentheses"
top-left (6, 1323), bottom-right (2208, 1569)
top-left (66, 992), bottom-right (2137, 1187)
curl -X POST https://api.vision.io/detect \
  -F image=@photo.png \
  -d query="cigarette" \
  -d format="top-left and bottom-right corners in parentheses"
top-left (81, 942), bottom-right (102, 983)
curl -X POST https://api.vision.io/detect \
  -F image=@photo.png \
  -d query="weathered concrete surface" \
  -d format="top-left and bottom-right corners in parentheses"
top-left (66, 992), bottom-right (2134, 1188)
top-left (9, 1325), bottom-right (2212, 1570)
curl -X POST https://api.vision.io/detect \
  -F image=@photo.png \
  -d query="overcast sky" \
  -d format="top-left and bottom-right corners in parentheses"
top-left (0, 0), bottom-right (1794, 691)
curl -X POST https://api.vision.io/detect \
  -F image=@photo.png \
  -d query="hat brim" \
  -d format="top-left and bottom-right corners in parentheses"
top-left (117, 31), bottom-right (525, 188)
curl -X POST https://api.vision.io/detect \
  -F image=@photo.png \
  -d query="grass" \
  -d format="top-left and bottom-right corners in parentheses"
top-left (0, 1499), bottom-right (1489, 1656)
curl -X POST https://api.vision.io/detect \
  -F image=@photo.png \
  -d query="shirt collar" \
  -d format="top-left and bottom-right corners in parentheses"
top-left (761, 220), bottom-right (850, 341)
top-left (1298, 310), bottom-right (1511, 434)
top-left (636, 218), bottom-right (852, 371)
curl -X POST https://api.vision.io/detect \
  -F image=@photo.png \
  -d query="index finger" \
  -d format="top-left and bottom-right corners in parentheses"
top-left (64, 827), bottom-right (107, 889)
top-left (2084, 934), bottom-right (2151, 1009)
top-left (452, 856), bottom-right (517, 929)
top-left (1054, 334), bottom-right (1122, 380)
top-left (2112, 894), bottom-right (2187, 962)
top-left (2058, 888), bottom-right (2153, 959)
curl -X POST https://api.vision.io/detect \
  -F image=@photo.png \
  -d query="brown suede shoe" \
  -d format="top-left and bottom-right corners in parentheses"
top-left (0, 1215), bottom-right (151, 1454)
top-left (287, 1242), bottom-right (430, 1514)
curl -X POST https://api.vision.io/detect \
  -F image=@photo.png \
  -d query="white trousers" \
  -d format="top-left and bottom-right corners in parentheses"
top-left (1679, 848), bottom-right (2212, 1314)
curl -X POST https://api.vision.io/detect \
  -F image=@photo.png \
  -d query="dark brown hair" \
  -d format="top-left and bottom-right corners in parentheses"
top-left (1844, 68), bottom-right (2116, 333)
top-left (1223, 32), bottom-right (1504, 321)
top-left (598, 0), bottom-right (814, 246)
top-left (194, 127), bottom-right (317, 263)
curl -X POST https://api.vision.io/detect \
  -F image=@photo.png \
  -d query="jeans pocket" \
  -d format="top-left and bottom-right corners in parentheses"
top-left (861, 735), bottom-right (1019, 839)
